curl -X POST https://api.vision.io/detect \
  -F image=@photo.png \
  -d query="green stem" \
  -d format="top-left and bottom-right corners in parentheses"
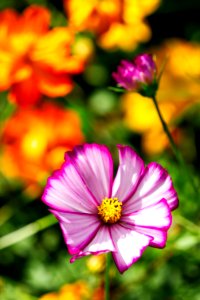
top-left (151, 95), bottom-right (199, 195)
top-left (105, 253), bottom-right (111, 300)
top-left (0, 214), bottom-right (57, 250)
top-left (152, 95), bottom-right (179, 156)
top-left (175, 214), bottom-right (200, 236)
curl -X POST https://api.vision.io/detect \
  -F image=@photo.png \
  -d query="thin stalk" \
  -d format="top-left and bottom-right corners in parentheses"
top-left (0, 214), bottom-right (57, 250)
top-left (151, 95), bottom-right (199, 195)
top-left (175, 214), bottom-right (200, 236)
top-left (105, 253), bottom-right (111, 300)
top-left (152, 95), bottom-right (179, 157)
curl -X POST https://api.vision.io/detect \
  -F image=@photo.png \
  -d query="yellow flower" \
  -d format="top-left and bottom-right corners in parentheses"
top-left (122, 93), bottom-right (190, 155)
top-left (164, 39), bottom-right (200, 79)
top-left (64, 0), bottom-right (160, 51)
top-left (72, 36), bottom-right (95, 61)
top-left (39, 293), bottom-right (57, 300)
top-left (86, 254), bottom-right (106, 273)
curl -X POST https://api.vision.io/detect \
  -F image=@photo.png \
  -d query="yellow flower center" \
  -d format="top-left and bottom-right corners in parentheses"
top-left (97, 197), bottom-right (122, 224)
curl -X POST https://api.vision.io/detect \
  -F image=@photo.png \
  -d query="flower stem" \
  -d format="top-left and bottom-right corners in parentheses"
top-left (0, 214), bottom-right (57, 250)
top-left (175, 214), bottom-right (200, 236)
top-left (151, 95), bottom-right (199, 195)
top-left (105, 253), bottom-right (111, 300)
top-left (152, 96), bottom-right (178, 156)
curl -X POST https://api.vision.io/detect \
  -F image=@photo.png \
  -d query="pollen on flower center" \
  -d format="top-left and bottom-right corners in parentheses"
top-left (97, 197), bottom-right (122, 224)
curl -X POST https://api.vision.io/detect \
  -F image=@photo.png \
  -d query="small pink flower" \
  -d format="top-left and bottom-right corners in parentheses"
top-left (42, 144), bottom-right (178, 273)
top-left (112, 53), bottom-right (157, 93)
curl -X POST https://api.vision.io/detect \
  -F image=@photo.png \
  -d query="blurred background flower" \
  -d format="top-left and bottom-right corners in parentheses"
top-left (86, 254), bottom-right (106, 274)
top-left (39, 281), bottom-right (90, 300)
top-left (64, 0), bottom-right (161, 51)
top-left (0, 102), bottom-right (84, 193)
top-left (0, 5), bottom-right (84, 107)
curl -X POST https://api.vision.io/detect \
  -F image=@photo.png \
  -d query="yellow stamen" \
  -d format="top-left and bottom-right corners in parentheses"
top-left (97, 197), bottom-right (122, 224)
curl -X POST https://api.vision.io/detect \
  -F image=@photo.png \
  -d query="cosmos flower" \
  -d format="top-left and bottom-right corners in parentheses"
top-left (0, 5), bottom-right (84, 106)
top-left (42, 143), bottom-right (178, 273)
top-left (112, 53), bottom-right (157, 95)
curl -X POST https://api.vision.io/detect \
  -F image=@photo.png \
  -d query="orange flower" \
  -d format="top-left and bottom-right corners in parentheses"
top-left (64, 0), bottom-right (160, 51)
top-left (0, 6), bottom-right (84, 107)
top-left (122, 39), bottom-right (200, 155)
top-left (39, 281), bottom-right (90, 300)
top-left (92, 285), bottom-right (105, 300)
top-left (0, 103), bottom-right (84, 188)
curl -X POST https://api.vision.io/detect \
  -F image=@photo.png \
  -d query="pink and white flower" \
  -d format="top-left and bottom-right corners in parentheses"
top-left (42, 144), bottom-right (178, 273)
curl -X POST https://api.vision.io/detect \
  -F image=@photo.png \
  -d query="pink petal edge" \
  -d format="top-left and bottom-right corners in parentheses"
top-left (110, 224), bottom-right (153, 273)
top-left (70, 225), bottom-right (116, 263)
top-left (121, 198), bottom-right (172, 249)
top-left (123, 162), bottom-right (178, 214)
top-left (42, 160), bottom-right (98, 214)
top-left (134, 226), bottom-right (168, 248)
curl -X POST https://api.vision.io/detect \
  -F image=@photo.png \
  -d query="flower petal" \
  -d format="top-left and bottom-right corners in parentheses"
top-left (37, 70), bottom-right (74, 97)
top-left (42, 160), bottom-right (98, 213)
top-left (9, 75), bottom-right (41, 107)
top-left (65, 144), bottom-right (113, 203)
top-left (32, 27), bottom-right (83, 73)
top-left (121, 199), bottom-right (171, 249)
top-left (122, 199), bottom-right (172, 230)
top-left (21, 5), bottom-right (50, 35)
top-left (134, 227), bottom-right (168, 248)
top-left (110, 224), bottom-right (152, 273)
top-left (70, 225), bottom-right (115, 262)
top-left (50, 210), bottom-right (100, 255)
top-left (112, 145), bottom-right (145, 202)
top-left (124, 162), bottom-right (178, 213)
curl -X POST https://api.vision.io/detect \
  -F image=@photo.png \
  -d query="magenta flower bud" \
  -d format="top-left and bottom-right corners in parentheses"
top-left (135, 54), bottom-right (157, 84)
top-left (112, 53), bottom-right (157, 96)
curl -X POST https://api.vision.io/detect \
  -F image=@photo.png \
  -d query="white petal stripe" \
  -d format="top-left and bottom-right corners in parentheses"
top-left (122, 199), bottom-right (172, 230)
top-left (66, 144), bottom-right (113, 203)
top-left (42, 161), bottom-right (97, 213)
top-left (134, 226), bottom-right (168, 248)
top-left (112, 145), bottom-right (145, 202)
top-left (70, 225), bottom-right (115, 263)
top-left (123, 162), bottom-right (178, 213)
top-left (83, 225), bottom-right (115, 253)
top-left (111, 224), bottom-right (152, 273)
